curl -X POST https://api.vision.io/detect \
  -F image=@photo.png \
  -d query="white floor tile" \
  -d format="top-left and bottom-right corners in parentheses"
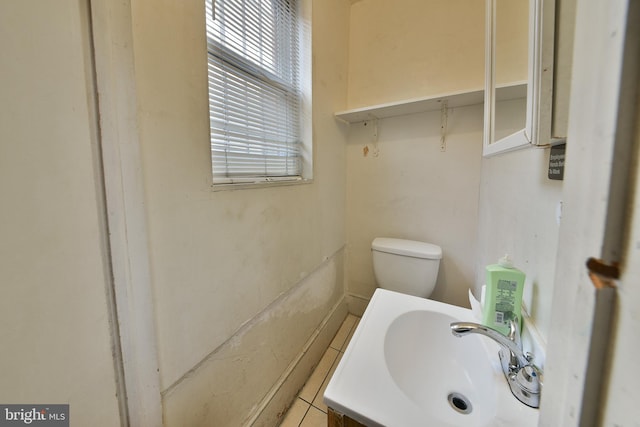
top-left (330, 314), bottom-right (357, 351)
top-left (299, 347), bottom-right (339, 403)
top-left (281, 314), bottom-right (361, 426)
top-left (299, 405), bottom-right (327, 427)
top-left (312, 351), bottom-right (343, 412)
top-left (279, 398), bottom-right (309, 427)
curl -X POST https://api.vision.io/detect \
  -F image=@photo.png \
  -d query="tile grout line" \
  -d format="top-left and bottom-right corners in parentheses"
top-left (297, 398), bottom-right (311, 427)
top-left (309, 355), bottom-right (340, 414)
top-left (309, 318), bottom-right (357, 414)
top-left (309, 349), bottom-right (339, 406)
top-left (294, 315), bottom-right (361, 426)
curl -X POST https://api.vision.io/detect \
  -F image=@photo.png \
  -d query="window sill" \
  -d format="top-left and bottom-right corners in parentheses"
top-left (212, 177), bottom-right (313, 191)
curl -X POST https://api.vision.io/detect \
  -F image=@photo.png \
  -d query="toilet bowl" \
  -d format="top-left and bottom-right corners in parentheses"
top-left (371, 237), bottom-right (442, 298)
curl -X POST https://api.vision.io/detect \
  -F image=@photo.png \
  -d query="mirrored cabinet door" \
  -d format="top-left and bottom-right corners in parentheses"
top-left (494, 0), bottom-right (528, 141)
top-left (483, 0), bottom-right (555, 157)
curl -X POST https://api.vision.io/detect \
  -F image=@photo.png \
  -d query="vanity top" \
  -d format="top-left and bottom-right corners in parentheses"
top-left (323, 289), bottom-right (539, 427)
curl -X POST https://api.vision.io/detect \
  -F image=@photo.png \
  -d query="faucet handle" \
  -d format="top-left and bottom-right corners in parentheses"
top-left (516, 366), bottom-right (541, 393)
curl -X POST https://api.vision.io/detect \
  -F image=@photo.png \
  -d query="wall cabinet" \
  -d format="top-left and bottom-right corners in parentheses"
top-left (483, 0), bottom-right (562, 157)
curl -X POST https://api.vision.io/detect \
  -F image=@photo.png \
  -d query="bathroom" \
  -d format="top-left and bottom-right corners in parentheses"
top-left (0, 0), bottom-right (638, 426)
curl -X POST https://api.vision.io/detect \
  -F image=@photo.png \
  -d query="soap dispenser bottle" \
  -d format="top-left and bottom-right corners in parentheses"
top-left (482, 254), bottom-right (526, 335)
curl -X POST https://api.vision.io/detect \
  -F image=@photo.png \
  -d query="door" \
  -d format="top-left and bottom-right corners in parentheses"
top-left (540, 0), bottom-right (640, 426)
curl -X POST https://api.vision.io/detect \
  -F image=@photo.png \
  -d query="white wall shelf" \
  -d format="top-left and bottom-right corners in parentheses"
top-left (335, 82), bottom-right (526, 124)
top-left (335, 88), bottom-right (483, 124)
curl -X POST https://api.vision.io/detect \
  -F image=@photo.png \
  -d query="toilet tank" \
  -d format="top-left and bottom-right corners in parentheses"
top-left (371, 238), bottom-right (442, 298)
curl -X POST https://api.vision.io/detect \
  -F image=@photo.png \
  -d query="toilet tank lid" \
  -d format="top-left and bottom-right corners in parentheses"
top-left (371, 238), bottom-right (442, 260)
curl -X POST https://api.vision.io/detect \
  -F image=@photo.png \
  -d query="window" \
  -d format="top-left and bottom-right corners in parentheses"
top-left (205, 0), bottom-right (311, 186)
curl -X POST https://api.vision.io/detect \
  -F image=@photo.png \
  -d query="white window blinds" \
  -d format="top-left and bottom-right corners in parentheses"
top-left (206, 0), bottom-right (303, 184)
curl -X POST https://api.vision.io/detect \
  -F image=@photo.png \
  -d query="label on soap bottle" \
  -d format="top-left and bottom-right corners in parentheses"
top-left (494, 279), bottom-right (518, 325)
top-left (483, 257), bottom-right (526, 335)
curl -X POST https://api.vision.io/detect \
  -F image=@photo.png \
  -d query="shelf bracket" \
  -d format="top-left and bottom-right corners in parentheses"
top-left (440, 100), bottom-right (448, 152)
top-left (363, 115), bottom-right (379, 157)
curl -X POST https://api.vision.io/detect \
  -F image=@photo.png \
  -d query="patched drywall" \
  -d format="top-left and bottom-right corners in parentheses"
top-left (129, 0), bottom-right (350, 424)
top-left (162, 253), bottom-right (345, 426)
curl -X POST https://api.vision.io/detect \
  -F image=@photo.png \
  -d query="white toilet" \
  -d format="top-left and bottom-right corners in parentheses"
top-left (371, 237), bottom-right (442, 298)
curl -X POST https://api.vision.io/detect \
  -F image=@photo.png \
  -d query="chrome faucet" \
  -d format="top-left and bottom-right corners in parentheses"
top-left (450, 320), bottom-right (541, 408)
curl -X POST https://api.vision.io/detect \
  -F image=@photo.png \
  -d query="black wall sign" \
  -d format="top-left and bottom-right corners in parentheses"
top-left (548, 144), bottom-right (566, 180)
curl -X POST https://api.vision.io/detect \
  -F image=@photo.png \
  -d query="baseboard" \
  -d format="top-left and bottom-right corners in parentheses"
top-left (244, 296), bottom-right (349, 427)
top-left (345, 293), bottom-right (371, 317)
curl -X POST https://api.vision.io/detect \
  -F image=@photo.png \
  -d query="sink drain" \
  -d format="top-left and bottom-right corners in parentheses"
top-left (447, 392), bottom-right (472, 415)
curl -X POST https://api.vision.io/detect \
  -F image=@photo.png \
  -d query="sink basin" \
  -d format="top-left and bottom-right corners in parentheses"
top-left (384, 310), bottom-right (499, 424)
top-left (324, 289), bottom-right (538, 427)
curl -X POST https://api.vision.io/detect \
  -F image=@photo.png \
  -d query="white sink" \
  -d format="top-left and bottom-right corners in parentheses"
top-left (324, 289), bottom-right (539, 427)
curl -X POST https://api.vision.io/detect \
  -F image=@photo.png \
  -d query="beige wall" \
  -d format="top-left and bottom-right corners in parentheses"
top-left (475, 148), bottom-right (562, 345)
top-left (346, 107), bottom-right (483, 309)
top-left (345, 0), bottom-right (563, 347)
top-left (345, 0), bottom-right (485, 310)
top-left (475, 0), bottom-right (573, 348)
top-left (347, 0), bottom-right (485, 109)
top-left (0, 1), bottom-right (122, 425)
top-left (130, 0), bottom-right (350, 425)
top-left (0, 0), bottom-right (350, 424)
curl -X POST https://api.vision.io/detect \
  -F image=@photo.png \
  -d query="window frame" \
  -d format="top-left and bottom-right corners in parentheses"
top-left (205, 0), bottom-right (313, 190)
